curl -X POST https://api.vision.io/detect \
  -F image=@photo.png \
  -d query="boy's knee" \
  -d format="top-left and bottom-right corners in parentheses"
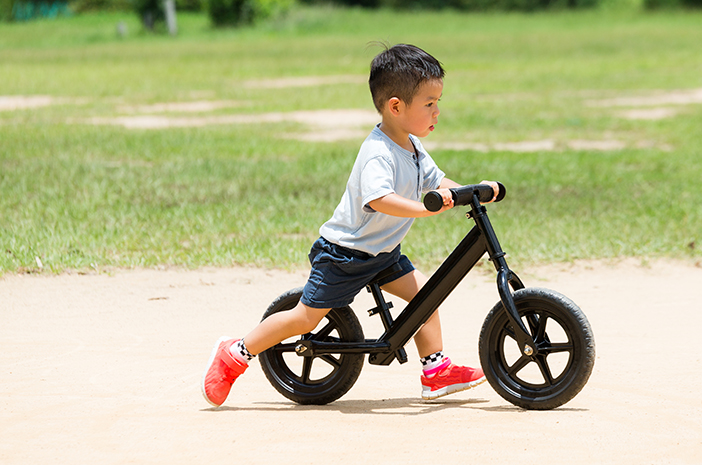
top-left (291, 303), bottom-right (328, 334)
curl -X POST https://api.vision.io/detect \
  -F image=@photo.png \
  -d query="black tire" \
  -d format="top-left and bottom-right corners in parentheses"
top-left (479, 287), bottom-right (595, 410)
top-left (259, 288), bottom-right (365, 405)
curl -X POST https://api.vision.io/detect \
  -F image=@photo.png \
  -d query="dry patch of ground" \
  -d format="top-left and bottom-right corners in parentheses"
top-left (3, 84), bottom-right (701, 148)
top-left (85, 108), bottom-right (380, 135)
top-left (242, 75), bottom-right (366, 89)
top-left (587, 88), bottom-right (702, 107)
top-left (425, 138), bottom-right (672, 153)
top-left (0, 95), bottom-right (70, 111)
top-left (117, 100), bottom-right (244, 114)
top-left (587, 87), bottom-right (702, 120)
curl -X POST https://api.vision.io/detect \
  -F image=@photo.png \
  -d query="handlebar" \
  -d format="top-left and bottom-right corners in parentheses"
top-left (423, 182), bottom-right (506, 212)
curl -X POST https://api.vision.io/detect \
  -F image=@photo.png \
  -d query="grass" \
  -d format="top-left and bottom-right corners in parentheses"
top-left (1, 6), bottom-right (701, 274)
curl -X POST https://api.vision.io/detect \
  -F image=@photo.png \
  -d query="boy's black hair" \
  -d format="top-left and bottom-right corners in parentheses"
top-left (369, 43), bottom-right (445, 114)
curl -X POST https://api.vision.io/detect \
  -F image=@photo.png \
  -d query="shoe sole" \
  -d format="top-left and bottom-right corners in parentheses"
top-left (421, 376), bottom-right (487, 400)
top-left (201, 336), bottom-right (233, 407)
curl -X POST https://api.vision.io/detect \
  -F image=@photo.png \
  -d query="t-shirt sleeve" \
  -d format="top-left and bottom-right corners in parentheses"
top-left (360, 156), bottom-right (395, 213)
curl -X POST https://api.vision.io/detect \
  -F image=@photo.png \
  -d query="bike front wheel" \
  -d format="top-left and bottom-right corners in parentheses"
top-left (259, 288), bottom-right (365, 405)
top-left (479, 287), bottom-right (595, 410)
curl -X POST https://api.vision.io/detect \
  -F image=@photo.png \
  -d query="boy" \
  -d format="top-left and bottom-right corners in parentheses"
top-left (202, 44), bottom-right (498, 407)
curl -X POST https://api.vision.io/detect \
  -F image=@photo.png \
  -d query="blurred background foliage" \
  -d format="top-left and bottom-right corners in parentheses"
top-left (1, 0), bottom-right (700, 27)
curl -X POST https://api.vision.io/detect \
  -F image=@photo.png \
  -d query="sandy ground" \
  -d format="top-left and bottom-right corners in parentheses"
top-left (1, 259), bottom-right (701, 464)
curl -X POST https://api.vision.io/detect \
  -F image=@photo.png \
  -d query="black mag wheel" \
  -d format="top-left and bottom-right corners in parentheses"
top-left (259, 288), bottom-right (365, 405)
top-left (479, 287), bottom-right (595, 410)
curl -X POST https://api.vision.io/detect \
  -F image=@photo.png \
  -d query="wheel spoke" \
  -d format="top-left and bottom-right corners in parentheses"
top-left (507, 355), bottom-right (532, 376)
top-left (319, 354), bottom-right (341, 369)
top-left (300, 357), bottom-right (313, 383)
top-left (535, 314), bottom-right (548, 342)
top-left (541, 342), bottom-right (573, 354)
top-left (535, 356), bottom-right (555, 386)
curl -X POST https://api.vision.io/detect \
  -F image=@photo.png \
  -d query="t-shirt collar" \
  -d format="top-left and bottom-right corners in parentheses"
top-left (373, 124), bottom-right (426, 162)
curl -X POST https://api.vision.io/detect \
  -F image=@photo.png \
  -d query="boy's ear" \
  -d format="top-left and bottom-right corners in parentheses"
top-left (387, 97), bottom-right (403, 116)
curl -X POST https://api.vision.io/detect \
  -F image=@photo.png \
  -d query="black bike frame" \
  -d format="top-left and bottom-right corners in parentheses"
top-left (294, 192), bottom-right (536, 365)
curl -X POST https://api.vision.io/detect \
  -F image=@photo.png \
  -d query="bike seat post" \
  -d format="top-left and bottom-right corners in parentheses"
top-left (366, 282), bottom-right (394, 330)
top-left (366, 277), bottom-right (408, 364)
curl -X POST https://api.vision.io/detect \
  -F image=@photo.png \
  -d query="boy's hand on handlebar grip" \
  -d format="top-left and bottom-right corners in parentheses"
top-left (480, 180), bottom-right (500, 204)
top-left (433, 187), bottom-right (454, 212)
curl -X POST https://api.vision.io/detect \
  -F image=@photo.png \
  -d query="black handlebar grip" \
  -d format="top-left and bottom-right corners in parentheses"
top-left (495, 182), bottom-right (507, 202)
top-left (423, 182), bottom-right (506, 212)
top-left (423, 191), bottom-right (444, 212)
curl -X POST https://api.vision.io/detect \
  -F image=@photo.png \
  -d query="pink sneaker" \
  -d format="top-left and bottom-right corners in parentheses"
top-left (421, 361), bottom-right (486, 400)
top-left (201, 337), bottom-right (248, 407)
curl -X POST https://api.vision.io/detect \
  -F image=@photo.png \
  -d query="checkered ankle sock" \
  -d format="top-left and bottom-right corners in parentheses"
top-left (230, 339), bottom-right (255, 364)
top-left (421, 351), bottom-right (450, 378)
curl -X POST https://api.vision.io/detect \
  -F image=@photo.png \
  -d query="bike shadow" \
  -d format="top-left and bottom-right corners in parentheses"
top-left (203, 398), bottom-right (588, 415)
top-left (204, 397), bottom-right (491, 416)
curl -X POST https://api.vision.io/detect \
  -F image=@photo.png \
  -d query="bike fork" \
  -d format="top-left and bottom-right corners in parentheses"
top-left (469, 196), bottom-right (537, 358)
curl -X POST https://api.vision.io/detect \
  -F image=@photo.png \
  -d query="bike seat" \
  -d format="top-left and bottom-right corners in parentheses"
top-left (368, 263), bottom-right (403, 287)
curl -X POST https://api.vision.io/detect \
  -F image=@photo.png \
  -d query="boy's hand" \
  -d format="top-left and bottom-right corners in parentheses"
top-left (434, 187), bottom-right (454, 212)
top-left (480, 180), bottom-right (500, 204)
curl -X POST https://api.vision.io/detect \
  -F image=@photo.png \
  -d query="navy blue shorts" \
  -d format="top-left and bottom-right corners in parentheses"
top-left (300, 237), bottom-right (415, 309)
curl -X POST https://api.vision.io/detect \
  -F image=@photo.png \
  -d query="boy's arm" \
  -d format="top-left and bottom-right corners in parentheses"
top-left (368, 176), bottom-right (457, 217)
top-left (368, 178), bottom-right (500, 218)
top-left (368, 193), bottom-right (449, 218)
top-left (439, 177), bottom-right (461, 189)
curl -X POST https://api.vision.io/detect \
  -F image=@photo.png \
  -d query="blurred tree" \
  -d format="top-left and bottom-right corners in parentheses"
top-left (67, 0), bottom-right (199, 12)
top-left (0, 0), bottom-right (13, 20)
top-left (69, 0), bottom-right (130, 12)
top-left (3, 0), bottom-right (72, 20)
top-left (382, 0), bottom-right (601, 10)
top-left (645, 0), bottom-right (701, 7)
top-left (298, 0), bottom-right (379, 5)
top-left (206, 0), bottom-right (293, 26)
top-left (134, 0), bottom-right (165, 29)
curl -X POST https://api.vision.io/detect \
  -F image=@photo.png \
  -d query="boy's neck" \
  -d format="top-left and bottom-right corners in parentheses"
top-left (378, 122), bottom-right (414, 153)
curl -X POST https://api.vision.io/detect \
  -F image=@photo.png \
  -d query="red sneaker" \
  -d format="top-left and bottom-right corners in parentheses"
top-left (421, 360), bottom-right (486, 400)
top-left (201, 337), bottom-right (248, 407)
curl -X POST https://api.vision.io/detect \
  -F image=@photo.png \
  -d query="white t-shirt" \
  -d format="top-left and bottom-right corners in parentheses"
top-left (319, 125), bottom-right (445, 256)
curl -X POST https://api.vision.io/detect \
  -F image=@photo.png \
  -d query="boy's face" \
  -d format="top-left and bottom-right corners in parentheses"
top-left (397, 79), bottom-right (443, 138)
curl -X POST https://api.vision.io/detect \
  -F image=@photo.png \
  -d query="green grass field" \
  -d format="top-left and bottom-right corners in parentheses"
top-left (1, 6), bottom-right (701, 274)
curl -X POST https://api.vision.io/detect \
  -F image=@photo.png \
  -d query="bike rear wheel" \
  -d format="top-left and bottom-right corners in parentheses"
top-left (259, 288), bottom-right (365, 405)
top-left (479, 287), bottom-right (595, 410)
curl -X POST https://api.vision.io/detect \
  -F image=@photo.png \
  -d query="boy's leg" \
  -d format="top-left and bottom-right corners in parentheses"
top-left (381, 269), bottom-right (485, 399)
top-left (380, 269), bottom-right (442, 358)
top-left (243, 302), bottom-right (331, 355)
top-left (202, 301), bottom-right (330, 407)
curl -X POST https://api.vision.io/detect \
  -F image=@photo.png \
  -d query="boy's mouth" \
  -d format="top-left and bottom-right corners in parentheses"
top-left (429, 125), bottom-right (435, 132)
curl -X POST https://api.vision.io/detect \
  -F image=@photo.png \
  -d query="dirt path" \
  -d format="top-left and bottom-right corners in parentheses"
top-left (1, 260), bottom-right (701, 464)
